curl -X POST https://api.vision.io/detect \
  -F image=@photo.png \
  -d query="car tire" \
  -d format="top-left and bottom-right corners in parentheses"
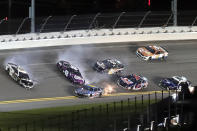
top-left (7, 68), bottom-right (10, 73)
top-left (99, 93), bottom-right (102, 98)
top-left (90, 94), bottom-right (92, 97)
top-left (148, 57), bottom-right (152, 61)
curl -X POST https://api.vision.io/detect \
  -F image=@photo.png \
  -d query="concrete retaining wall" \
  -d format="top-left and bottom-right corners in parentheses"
top-left (1, 26), bottom-right (197, 50)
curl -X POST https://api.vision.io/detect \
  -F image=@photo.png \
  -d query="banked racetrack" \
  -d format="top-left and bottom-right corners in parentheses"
top-left (0, 40), bottom-right (197, 111)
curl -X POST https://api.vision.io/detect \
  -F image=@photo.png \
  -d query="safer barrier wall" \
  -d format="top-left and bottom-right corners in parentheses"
top-left (1, 26), bottom-right (197, 50)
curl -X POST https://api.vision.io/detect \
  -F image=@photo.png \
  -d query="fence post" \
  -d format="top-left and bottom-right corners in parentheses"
top-left (168, 91), bottom-right (171, 123)
top-left (39, 15), bottom-right (52, 33)
top-left (181, 93), bottom-right (185, 126)
top-left (155, 92), bottom-right (158, 124)
top-left (162, 13), bottom-right (173, 28)
top-left (128, 98), bottom-right (130, 110)
top-left (114, 119), bottom-right (116, 131)
top-left (112, 12), bottom-right (125, 29)
top-left (141, 95), bottom-right (144, 112)
top-left (106, 103), bottom-right (109, 117)
top-left (25, 123), bottom-right (28, 131)
top-left (64, 15), bottom-right (76, 32)
top-left (121, 100), bottom-right (123, 119)
top-left (162, 90), bottom-right (164, 101)
top-left (71, 112), bottom-right (74, 131)
top-left (58, 115), bottom-right (61, 131)
top-left (92, 107), bottom-right (95, 131)
top-left (42, 120), bottom-right (44, 131)
top-left (85, 108), bottom-right (87, 118)
top-left (128, 115), bottom-right (130, 130)
top-left (137, 11), bottom-right (151, 28)
top-left (15, 17), bottom-right (29, 35)
top-left (88, 13), bottom-right (100, 31)
top-left (33, 121), bottom-right (36, 131)
top-left (148, 94), bottom-right (151, 123)
top-left (99, 105), bottom-right (102, 115)
top-left (135, 96), bottom-right (137, 115)
top-left (191, 16), bottom-right (197, 27)
top-left (114, 101), bottom-right (116, 112)
top-left (16, 125), bottom-right (19, 131)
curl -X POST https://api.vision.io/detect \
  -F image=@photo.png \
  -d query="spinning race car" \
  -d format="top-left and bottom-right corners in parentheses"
top-left (74, 84), bottom-right (103, 98)
top-left (94, 59), bottom-right (124, 74)
top-left (5, 63), bottom-right (34, 89)
top-left (159, 76), bottom-right (191, 92)
top-left (117, 74), bottom-right (148, 90)
top-left (136, 45), bottom-right (168, 61)
top-left (57, 60), bottom-right (85, 85)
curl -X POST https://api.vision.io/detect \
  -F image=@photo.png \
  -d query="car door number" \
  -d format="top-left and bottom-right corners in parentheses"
top-left (64, 70), bottom-right (69, 76)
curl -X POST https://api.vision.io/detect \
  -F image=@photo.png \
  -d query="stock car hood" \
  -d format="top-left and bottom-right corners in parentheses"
top-left (121, 77), bottom-right (134, 85)
top-left (21, 79), bottom-right (34, 86)
top-left (162, 79), bottom-right (177, 87)
top-left (75, 88), bottom-right (90, 94)
top-left (138, 48), bottom-right (153, 56)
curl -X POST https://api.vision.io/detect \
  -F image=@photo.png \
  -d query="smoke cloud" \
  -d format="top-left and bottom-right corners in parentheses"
top-left (3, 53), bottom-right (38, 83)
top-left (56, 45), bottom-right (111, 84)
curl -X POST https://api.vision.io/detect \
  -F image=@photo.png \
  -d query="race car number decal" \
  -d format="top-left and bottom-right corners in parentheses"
top-left (64, 70), bottom-right (69, 76)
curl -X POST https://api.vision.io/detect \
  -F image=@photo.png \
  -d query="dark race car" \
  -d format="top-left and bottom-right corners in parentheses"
top-left (159, 76), bottom-right (191, 92)
top-left (57, 61), bottom-right (85, 85)
top-left (74, 84), bottom-right (103, 98)
top-left (117, 74), bottom-right (148, 90)
top-left (94, 59), bottom-right (124, 75)
top-left (5, 63), bottom-right (34, 89)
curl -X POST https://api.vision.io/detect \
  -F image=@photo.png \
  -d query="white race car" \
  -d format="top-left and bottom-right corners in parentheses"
top-left (5, 63), bottom-right (34, 89)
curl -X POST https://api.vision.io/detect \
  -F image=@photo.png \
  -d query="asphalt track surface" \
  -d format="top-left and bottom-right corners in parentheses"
top-left (0, 40), bottom-right (197, 111)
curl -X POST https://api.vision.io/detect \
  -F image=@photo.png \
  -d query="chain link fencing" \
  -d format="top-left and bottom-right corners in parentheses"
top-left (0, 11), bottom-right (197, 35)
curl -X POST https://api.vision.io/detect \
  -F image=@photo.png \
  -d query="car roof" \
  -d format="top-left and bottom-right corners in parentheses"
top-left (148, 45), bottom-right (164, 52)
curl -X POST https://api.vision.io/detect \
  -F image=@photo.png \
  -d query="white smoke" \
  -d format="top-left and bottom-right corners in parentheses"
top-left (3, 53), bottom-right (37, 82)
top-left (56, 45), bottom-right (110, 84)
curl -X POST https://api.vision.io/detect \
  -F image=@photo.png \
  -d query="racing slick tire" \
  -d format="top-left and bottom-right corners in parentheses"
top-left (162, 56), bottom-right (166, 60)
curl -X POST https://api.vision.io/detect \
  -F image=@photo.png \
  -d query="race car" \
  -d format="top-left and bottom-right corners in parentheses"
top-left (5, 63), bottom-right (34, 89)
top-left (159, 76), bottom-right (191, 92)
top-left (74, 84), bottom-right (103, 98)
top-left (117, 74), bottom-right (148, 90)
top-left (57, 60), bottom-right (85, 85)
top-left (136, 45), bottom-right (168, 61)
top-left (93, 59), bottom-right (124, 74)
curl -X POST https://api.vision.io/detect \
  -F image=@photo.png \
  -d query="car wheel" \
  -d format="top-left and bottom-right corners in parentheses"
top-left (99, 93), bottom-right (102, 98)
top-left (7, 68), bottom-right (10, 74)
top-left (90, 94), bottom-right (92, 97)
top-left (148, 57), bottom-right (152, 61)
top-left (162, 56), bottom-right (165, 60)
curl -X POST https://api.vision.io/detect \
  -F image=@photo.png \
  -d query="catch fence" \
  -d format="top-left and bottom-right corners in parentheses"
top-left (0, 91), bottom-right (189, 131)
top-left (0, 11), bottom-right (197, 35)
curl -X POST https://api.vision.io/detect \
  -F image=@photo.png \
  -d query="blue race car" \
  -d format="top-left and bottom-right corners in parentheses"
top-left (117, 74), bottom-right (148, 90)
top-left (159, 76), bottom-right (191, 92)
top-left (74, 84), bottom-right (103, 98)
